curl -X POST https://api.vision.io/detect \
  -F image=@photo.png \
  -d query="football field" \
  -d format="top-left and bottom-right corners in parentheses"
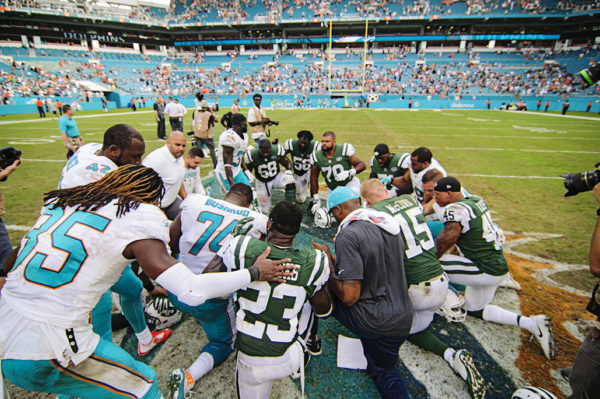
top-left (2, 107), bottom-right (600, 398)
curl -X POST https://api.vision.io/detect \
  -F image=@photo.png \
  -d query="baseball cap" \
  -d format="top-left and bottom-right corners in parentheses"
top-left (327, 187), bottom-right (360, 213)
top-left (434, 176), bottom-right (462, 192)
top-left (374, 143), bottom-right (389, 157)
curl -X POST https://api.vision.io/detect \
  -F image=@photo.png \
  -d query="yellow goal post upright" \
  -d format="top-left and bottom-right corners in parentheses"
top-left (327, 20), bottom-right (370, 107)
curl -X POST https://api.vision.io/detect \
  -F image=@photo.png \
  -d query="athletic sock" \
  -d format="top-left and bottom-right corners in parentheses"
top-left (443, 348), bottom-right (456, 366)
top-left (517, 315), bottom-right (538, 334)
top-left (136, 327), bottom-right (153, 346)
top-left (482, 304), bottom-right (521, 327)
top-left (188, 352), bottom-right (215, 381)
top-left (407, 329), bottom-right (449, 358)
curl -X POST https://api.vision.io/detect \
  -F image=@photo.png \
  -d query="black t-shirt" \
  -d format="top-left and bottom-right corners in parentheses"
top-left (334, 220), bottom-right (413, 336)
top-left (153, 102), bottom-right (164, 117)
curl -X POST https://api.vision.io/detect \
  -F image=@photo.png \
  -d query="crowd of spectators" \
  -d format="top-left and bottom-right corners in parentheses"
top-left (3, 0), bottom-right (600, 25)
top-left (1, 46), bottom-right (598, 104)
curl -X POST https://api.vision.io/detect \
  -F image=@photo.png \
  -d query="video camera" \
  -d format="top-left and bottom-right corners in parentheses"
top-left (561, 162), bottom-right (600, 197)
top-left (579, 63), bottom-right (600, 87)
top-left (0, 147), bottom-right (21, 170)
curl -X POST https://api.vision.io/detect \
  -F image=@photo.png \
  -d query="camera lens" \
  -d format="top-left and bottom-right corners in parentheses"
top-left (562, 169), bottom-right (600, 197)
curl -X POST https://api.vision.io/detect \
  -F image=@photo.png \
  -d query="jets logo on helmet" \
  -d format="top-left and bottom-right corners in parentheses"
top-left (145, 296), bottom-right (182, 331)
top-left (435, 286), bottom-right (467, 323)
top-left (512, 386), bottom-right (558, 399)
top-left (314, 207), bottom-right (334, 229)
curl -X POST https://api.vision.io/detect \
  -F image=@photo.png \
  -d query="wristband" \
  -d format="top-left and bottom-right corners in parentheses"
top-left (349, 168), bottom-right (356, 176)
top-left (248, 266), bottom-right (260, 281)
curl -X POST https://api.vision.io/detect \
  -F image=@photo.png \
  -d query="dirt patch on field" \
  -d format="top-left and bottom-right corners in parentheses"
top-left (507, 252), bottom-right (593, 398)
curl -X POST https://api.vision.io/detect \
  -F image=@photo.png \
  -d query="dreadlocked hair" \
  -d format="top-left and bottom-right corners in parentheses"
top-left (44, 165), bottom-right (165, 217)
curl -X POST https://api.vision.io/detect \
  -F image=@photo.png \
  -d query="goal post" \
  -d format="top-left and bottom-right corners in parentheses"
top-left (327, 20), bottom-right (370, 97)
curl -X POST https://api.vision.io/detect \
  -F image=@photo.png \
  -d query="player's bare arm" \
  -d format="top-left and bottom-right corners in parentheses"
top-left (168, 214), bottom-right (182, 255)
top-left (422, 198), bottom-right (435, 215)
top-left (279, 155), bottom-right (292, 170)
top-left (178, 183), bottom-right (187, 200)
top-left (435, 222), bottom-right (462, 258)
top-left (392, 169), bottom-right (413, 194)
top-left (348, 154), bottom-right (366, 174)
top-left (310, 165), bottom-right (320, 195)
top-left (222, 145), bottom-right (235, 186)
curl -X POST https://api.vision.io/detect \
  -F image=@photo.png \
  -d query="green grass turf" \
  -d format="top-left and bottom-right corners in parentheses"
top-left (2, 107), bottom-right (599, 272)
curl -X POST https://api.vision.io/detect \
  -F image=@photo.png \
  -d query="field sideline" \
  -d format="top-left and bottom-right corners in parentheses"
top-left (2, 108), bottom-right (600, 398)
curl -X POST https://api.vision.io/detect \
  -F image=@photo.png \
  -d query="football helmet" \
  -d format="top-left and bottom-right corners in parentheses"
top-left (314, 207), bottom-right (334, 228)
top-left (435, 286), bottom-right (467, 323)
top-left (145, 296), bottom-right (182, 331)
top-left (512, 386), bottom-right (557, 399)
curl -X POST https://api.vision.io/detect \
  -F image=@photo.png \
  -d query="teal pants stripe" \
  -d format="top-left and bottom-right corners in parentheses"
top-left (2, 339), bottom-right (160, 399)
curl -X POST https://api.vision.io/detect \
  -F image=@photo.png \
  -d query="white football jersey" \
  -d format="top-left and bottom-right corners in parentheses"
top-left (410, 158), bottom-right (447, 203)
top-left (216, 128), bottom-right (248, 176)
top-left (2, 201), bottom-right (169, 329)
top-left (178, 194), bottom-right (267, 274)
top-left (58, 143), bottom-right (117, 189)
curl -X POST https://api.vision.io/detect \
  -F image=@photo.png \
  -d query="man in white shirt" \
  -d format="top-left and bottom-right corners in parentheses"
top-left (164, 97), bottom-right (186, 132)
top-left (247, 93), bottom-right (275, 146)
top-left (231, 98), bottom-right (240, 114)
top-left (392, 146), bottom-right (447, 203)
top-left (215, 113), bottom-right (252, 192)
top-left (183, 147), bottom-right (206, 196)
top-left (142, 131), bottom-right (187, 220)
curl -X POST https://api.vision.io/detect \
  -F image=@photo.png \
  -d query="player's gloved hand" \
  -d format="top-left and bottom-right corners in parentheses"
top-left (232, 217), bottom-right (255, 237)
top-left (334, 168), bottom-right (356, 182)
top-left (283, 169), bottom-right (294, 185)
top-left (380, 176), bottom-right (392, 186)
top-left (309, 194), bottom-right (321, 215)
top-left (313, 208), bottom-right (333, 228)
top-left (244, 170), bottom-right (255, 184)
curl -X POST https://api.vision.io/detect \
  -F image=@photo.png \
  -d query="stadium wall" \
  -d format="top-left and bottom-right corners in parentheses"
top-left (0, 96), bottom-right (598, 115)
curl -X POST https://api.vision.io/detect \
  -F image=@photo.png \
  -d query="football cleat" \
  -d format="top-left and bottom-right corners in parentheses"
top-left (137, 328), bottom-right (172, 356)
top-left (435, 286), bottom-right (467, 323)
top-left (531, 315), bottom-right (557, 360)
top-left (452, 349), bottom-right (487, 399)
top-left (167, 368), bottom-right (195, 399)
top-left (313, 207), bottom-right (334, 229)
top-left (306, 335), bottom-right (322, 356)
top-left (511, 386), bottom-right (558, 399)
top-left (145, 296), bottom-right (182, 331)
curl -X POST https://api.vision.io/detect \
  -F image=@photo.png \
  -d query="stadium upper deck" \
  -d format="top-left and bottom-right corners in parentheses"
top-left (2, 0), bottom-right (600, 27)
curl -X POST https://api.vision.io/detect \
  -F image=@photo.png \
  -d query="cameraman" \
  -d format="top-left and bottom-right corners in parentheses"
top-left (0, 157), bottom-right (21, 290)
top-left (568, 182), bottom-right (600, 399)
top-left (248, 93), bottom-right (277, 146)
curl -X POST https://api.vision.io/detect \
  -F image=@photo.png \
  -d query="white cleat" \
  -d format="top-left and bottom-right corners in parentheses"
top-left (499, 273), bottom-right (521, 291)
top-left (531, 315), bottom-right (557, 360)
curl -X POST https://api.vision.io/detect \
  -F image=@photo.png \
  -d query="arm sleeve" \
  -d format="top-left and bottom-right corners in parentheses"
top-left (155, 262), bottom-right (250, 306)
top-left (283, 139), bottom-right (292, 153)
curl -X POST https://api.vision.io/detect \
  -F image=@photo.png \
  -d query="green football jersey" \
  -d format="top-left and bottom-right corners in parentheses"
top-left (442, 196), bottom-right (508, 276)
top-left (370, 152), bottom-right (410, 189)
top-left (283, 138), bottom-right (317, 176)
top-left (309, 143), bottom-right (355, 190)
top-left (243, 143), bottom-right (286, 183)
top-left (223, 235), bottom-right (329, 357)
top-left (371, 195), bottom-right (443, 285)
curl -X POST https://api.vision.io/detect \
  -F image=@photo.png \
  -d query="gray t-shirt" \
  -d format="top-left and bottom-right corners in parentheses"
top-left (334, 220), bottom-right (413, 336)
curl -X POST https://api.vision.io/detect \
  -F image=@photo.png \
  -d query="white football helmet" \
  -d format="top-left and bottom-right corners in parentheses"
top-left (145, 296), bottom-right (182, 331)
top-left (314, 207), bottom-right (334, 228)
top-left (512, 386), bottom-right (557, 399)
top-left (435, 286), bottom-right (467, 323)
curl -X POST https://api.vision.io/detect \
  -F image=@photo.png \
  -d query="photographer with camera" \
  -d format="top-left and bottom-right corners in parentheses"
top-left (248, 93), bottom-right (278, 146)
top-left (0, 153), bottom-right (21, 291)
top-left (565, 182), bottom-right (600, 399)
